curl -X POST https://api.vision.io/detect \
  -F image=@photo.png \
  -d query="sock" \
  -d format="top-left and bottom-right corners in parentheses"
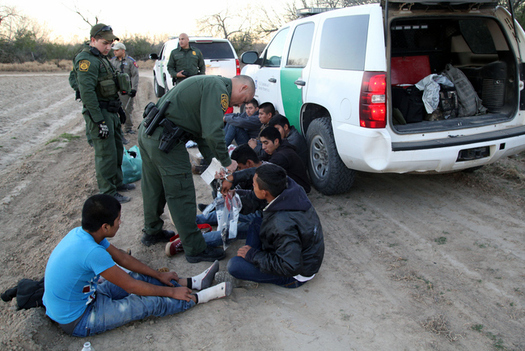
top-left (196, 282), bottom-right (232, 304)
top-left (191, 260), bottom-right (219, 291)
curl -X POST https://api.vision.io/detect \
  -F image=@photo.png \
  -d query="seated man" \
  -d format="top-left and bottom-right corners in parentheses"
top-left (248, 102), bottom-right (276, 158)
top-left (259, 126), bottom-right (311, 193)
top-left (269, 114), bottom-right (308, 168)
top-left (224, 163), bottom-right (324, 288)
top-left (224, 98), bottom-right (260, 146)
top-left (166, 145), bottom-right (266, 255)
top-left (43, 194), bottom-right (231, 337)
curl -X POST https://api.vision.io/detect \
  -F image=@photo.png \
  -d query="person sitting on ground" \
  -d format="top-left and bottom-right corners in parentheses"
top-left (224, 98), bottom-right (260, 146)
top-left (259, 126), bottom-right (311, 193)
top-left (248, 102), bottom-right (276, 158)
top-left (269, 114), bottom-right (308, 168)
top-left (167, 145), bottom-right (266, 255)
top-left (221, 163), bottom-right (324, 288)
top-left (43, 194), bottom-right (231, 337)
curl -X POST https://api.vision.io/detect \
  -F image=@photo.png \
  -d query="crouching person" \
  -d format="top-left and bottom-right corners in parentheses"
top-left (225, 163), bottom-right (324, 288)
top-left (43, 194), bottom-right (231, 337)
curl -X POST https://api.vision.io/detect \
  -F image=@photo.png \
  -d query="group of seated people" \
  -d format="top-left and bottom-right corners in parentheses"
top-left (42, 100), bottom-right (324, 337)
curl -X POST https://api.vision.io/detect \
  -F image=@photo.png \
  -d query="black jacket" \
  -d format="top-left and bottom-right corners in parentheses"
top-left (245, 178), bottom-right (324, 277)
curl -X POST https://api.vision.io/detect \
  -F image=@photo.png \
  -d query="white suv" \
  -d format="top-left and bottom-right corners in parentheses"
top-left (241, 0), bottom-right (525, 195)
top-left (150, 37), bottom-right (240, 97)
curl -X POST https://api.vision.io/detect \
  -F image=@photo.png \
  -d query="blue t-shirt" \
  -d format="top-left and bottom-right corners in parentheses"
top-left (43, 227), bottom-right (115, 324)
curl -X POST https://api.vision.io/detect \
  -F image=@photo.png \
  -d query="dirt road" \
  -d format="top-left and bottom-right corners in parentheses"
top-left (0, 71), bottom-right (524, 350)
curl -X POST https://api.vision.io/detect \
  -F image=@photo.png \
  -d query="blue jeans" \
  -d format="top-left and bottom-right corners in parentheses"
top-left (72, 272), bottom-right (195, 336)
top-left (224, 124), bottom-right (249, 146)
top-left (197, 211), bottom-right (261, 247)
top-left (226, 217), bottom-right (304, 288)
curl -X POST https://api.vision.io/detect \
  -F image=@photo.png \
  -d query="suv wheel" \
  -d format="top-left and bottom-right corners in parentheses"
top-left (306, 117), bottom-right (356, 195)
top-left (154, 73), bottom-right (165, 97)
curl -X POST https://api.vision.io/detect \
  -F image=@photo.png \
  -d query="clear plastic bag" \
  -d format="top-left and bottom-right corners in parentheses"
top-left (215, 192), bottom-right (242, 250)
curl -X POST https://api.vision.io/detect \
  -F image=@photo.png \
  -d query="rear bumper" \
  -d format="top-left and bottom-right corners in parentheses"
top-left (333, 124), bottom-right (525, 173)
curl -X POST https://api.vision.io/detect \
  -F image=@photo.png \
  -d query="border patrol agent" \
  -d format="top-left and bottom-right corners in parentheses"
top-left (75, 24), bottom-right (134, 203)
top-left (110, 42), bottom-right (139, 134)
top-left (167, 33), bottom-right (205, 85)
top-left (138, 75), bottom-right (255, 263)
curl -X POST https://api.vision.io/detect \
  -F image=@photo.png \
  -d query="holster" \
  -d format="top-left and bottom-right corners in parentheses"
top-left (158, 119), bottom-right (191, 153)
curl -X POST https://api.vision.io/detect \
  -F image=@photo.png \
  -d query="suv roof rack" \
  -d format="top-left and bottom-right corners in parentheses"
top-left (296, 7), bottom-right (336, 17)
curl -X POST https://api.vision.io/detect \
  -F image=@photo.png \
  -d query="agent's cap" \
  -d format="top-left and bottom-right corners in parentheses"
top-left (90, 23), bottom-right (119, 41)
top-left (112, 42), bottom-right (126, 51)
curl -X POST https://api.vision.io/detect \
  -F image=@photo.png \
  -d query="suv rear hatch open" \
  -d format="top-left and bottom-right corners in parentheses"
top-left (385, 0), bottom-right (525, 134)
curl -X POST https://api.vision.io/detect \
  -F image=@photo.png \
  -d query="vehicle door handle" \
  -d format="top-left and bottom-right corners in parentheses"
top-left (268, 78), bottom-right (277, 83)
top-left (295, 80), bottom-right (306, 86)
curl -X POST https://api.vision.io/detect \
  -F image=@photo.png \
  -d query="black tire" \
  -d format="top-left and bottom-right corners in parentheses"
top-left (306, 117), bottom-right (356, 195)
top-left (154, 73), bottom-right (165, 97)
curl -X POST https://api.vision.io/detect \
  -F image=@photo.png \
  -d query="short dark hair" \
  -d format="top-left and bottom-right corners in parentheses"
top-left (82, 194), bottom-right (121, 232)
top-left (255, 163), bottom-right (288, 197)
top-left (247, 98), bottom-right (259, 108)
top-left (269, 114), bottom-right (290, 128)
top-left (231, 144), bottom-right (259, 165)
top-left (259, 102), bottom-right (275, 116)
top-left (259, 126), bottom-right (281, 143)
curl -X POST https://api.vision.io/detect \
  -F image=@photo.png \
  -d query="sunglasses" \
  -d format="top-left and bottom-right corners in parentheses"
top-left (93, 25), bottom-right (112, 37)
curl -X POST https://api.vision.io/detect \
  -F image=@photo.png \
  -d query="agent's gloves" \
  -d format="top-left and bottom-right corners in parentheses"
top-left (128, 89), bottom-right (136, 97)
top-left (75, 90), bottom-right (81, 101)
top-left (98, 121), bottom-right (109, 139)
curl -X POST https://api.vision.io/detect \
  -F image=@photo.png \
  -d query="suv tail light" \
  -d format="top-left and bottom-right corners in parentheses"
top-left (236, 59), bottom-right (240, 75)
top-left (360, 72), bottom-right (386, 128)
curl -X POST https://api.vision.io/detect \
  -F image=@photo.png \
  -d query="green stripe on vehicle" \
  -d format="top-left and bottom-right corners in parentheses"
top-left (280, 67), bottom-right (304, 133)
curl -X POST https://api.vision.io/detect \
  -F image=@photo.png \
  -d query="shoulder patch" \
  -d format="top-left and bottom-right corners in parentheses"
top-left (221, 94), bottom-right (229, 112)
top-left (79, 60), bottom-right (90, 72)
top-left (133, 61), bottom-right (138, 68)
top-left (192, 51), bottom-right (196, 56)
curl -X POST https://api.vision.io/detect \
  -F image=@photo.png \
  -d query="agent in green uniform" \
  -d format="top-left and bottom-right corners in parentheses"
top-left (167, 33), bottom-right (205, 85)
top-left (138, 75), bottom-right (255, 263)
top-left (75, 24), bottom-right (134, 203)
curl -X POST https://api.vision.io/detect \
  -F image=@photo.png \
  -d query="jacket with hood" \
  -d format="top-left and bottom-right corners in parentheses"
top-left (245, 178), bottom-right (324, 277)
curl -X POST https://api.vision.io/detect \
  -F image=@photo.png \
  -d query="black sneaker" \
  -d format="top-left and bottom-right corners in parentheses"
top-left (186, 246), bottom-right (226, 263)
top-left (198, 203), bottom-right (208, 212)
top-left (117, 183), bottom-right (136, 191)
top-left (141, 230), bottom-right (175, 247)
top-left (114, 193), bottom-right (131, 203)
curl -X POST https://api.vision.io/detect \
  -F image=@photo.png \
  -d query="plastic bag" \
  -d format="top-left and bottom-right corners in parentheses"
top-left (122, 145), bottom-right (142, 184)
top-left (415, 74), bottom-right (454, 114)
top-left (216, 192), bottom-right (242, 250)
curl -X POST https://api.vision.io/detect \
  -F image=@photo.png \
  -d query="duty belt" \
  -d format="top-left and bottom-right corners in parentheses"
top-left (99, 100), bottom-right (121, 113)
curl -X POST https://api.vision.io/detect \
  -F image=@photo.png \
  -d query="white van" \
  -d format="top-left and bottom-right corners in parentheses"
top-left (241, 1), bottom-right (525, 195)
top-left (151, 37), bottom-right (239, 97)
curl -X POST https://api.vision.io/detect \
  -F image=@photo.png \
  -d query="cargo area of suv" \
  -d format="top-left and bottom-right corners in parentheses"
top-left (388, 4), bottom-right (521, 134)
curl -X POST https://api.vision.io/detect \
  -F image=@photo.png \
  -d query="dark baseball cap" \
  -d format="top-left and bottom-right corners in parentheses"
top-left (90, 23), bottom-right (119, 41)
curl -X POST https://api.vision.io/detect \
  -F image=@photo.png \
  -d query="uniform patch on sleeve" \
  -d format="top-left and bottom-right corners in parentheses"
top-left (79, 60), bottom-right (91, 72)
top-left (221, 94), bottom-right (229, 112)
top-left (192, 51), bottom-right (196, 56)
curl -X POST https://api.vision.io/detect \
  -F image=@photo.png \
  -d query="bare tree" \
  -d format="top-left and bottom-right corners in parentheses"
top-left (0, 5), bottom-right (17, 26)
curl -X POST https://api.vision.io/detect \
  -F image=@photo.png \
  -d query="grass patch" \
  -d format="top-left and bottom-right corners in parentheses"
top-left (435, 237), bottom-right (447, 245)
top-left (46, 133), bottom-right (80, 145)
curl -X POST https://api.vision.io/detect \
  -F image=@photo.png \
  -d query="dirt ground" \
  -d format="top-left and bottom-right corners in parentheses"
top-left (0, 70), bottom-right (524, 351)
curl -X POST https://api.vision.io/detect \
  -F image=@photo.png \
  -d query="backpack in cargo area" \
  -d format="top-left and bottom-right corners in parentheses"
top-left (442, 64), bottom-right (487, 117)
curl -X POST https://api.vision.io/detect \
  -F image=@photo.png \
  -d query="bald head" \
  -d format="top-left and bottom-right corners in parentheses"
top-left (179, 33), bottom-right (190, 49)
top-left (230, 75), bottom-right (256, 107)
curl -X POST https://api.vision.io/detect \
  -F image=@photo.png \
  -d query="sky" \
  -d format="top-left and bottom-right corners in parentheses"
top-left (5, 0), bottom-right (289, 42)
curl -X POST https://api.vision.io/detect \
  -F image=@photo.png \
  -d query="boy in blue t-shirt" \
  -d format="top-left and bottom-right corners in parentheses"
top-left (43, 194), bottom-right (232, 337)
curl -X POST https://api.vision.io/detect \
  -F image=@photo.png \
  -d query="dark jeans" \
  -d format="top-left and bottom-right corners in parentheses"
top-left (224, 123), bottom-right (249, 146)
top-left (227, 217), bottom-right (304, 288)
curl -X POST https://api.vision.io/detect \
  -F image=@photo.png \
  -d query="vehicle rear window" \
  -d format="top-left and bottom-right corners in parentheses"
top-left (191, 42), bottom-right (235, 59)
top-left (319, 15), bottom-right (369, 71)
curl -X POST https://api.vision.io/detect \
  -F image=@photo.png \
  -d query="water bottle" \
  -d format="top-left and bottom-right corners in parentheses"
top-left (82, 341), bottom-right (95, 351)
